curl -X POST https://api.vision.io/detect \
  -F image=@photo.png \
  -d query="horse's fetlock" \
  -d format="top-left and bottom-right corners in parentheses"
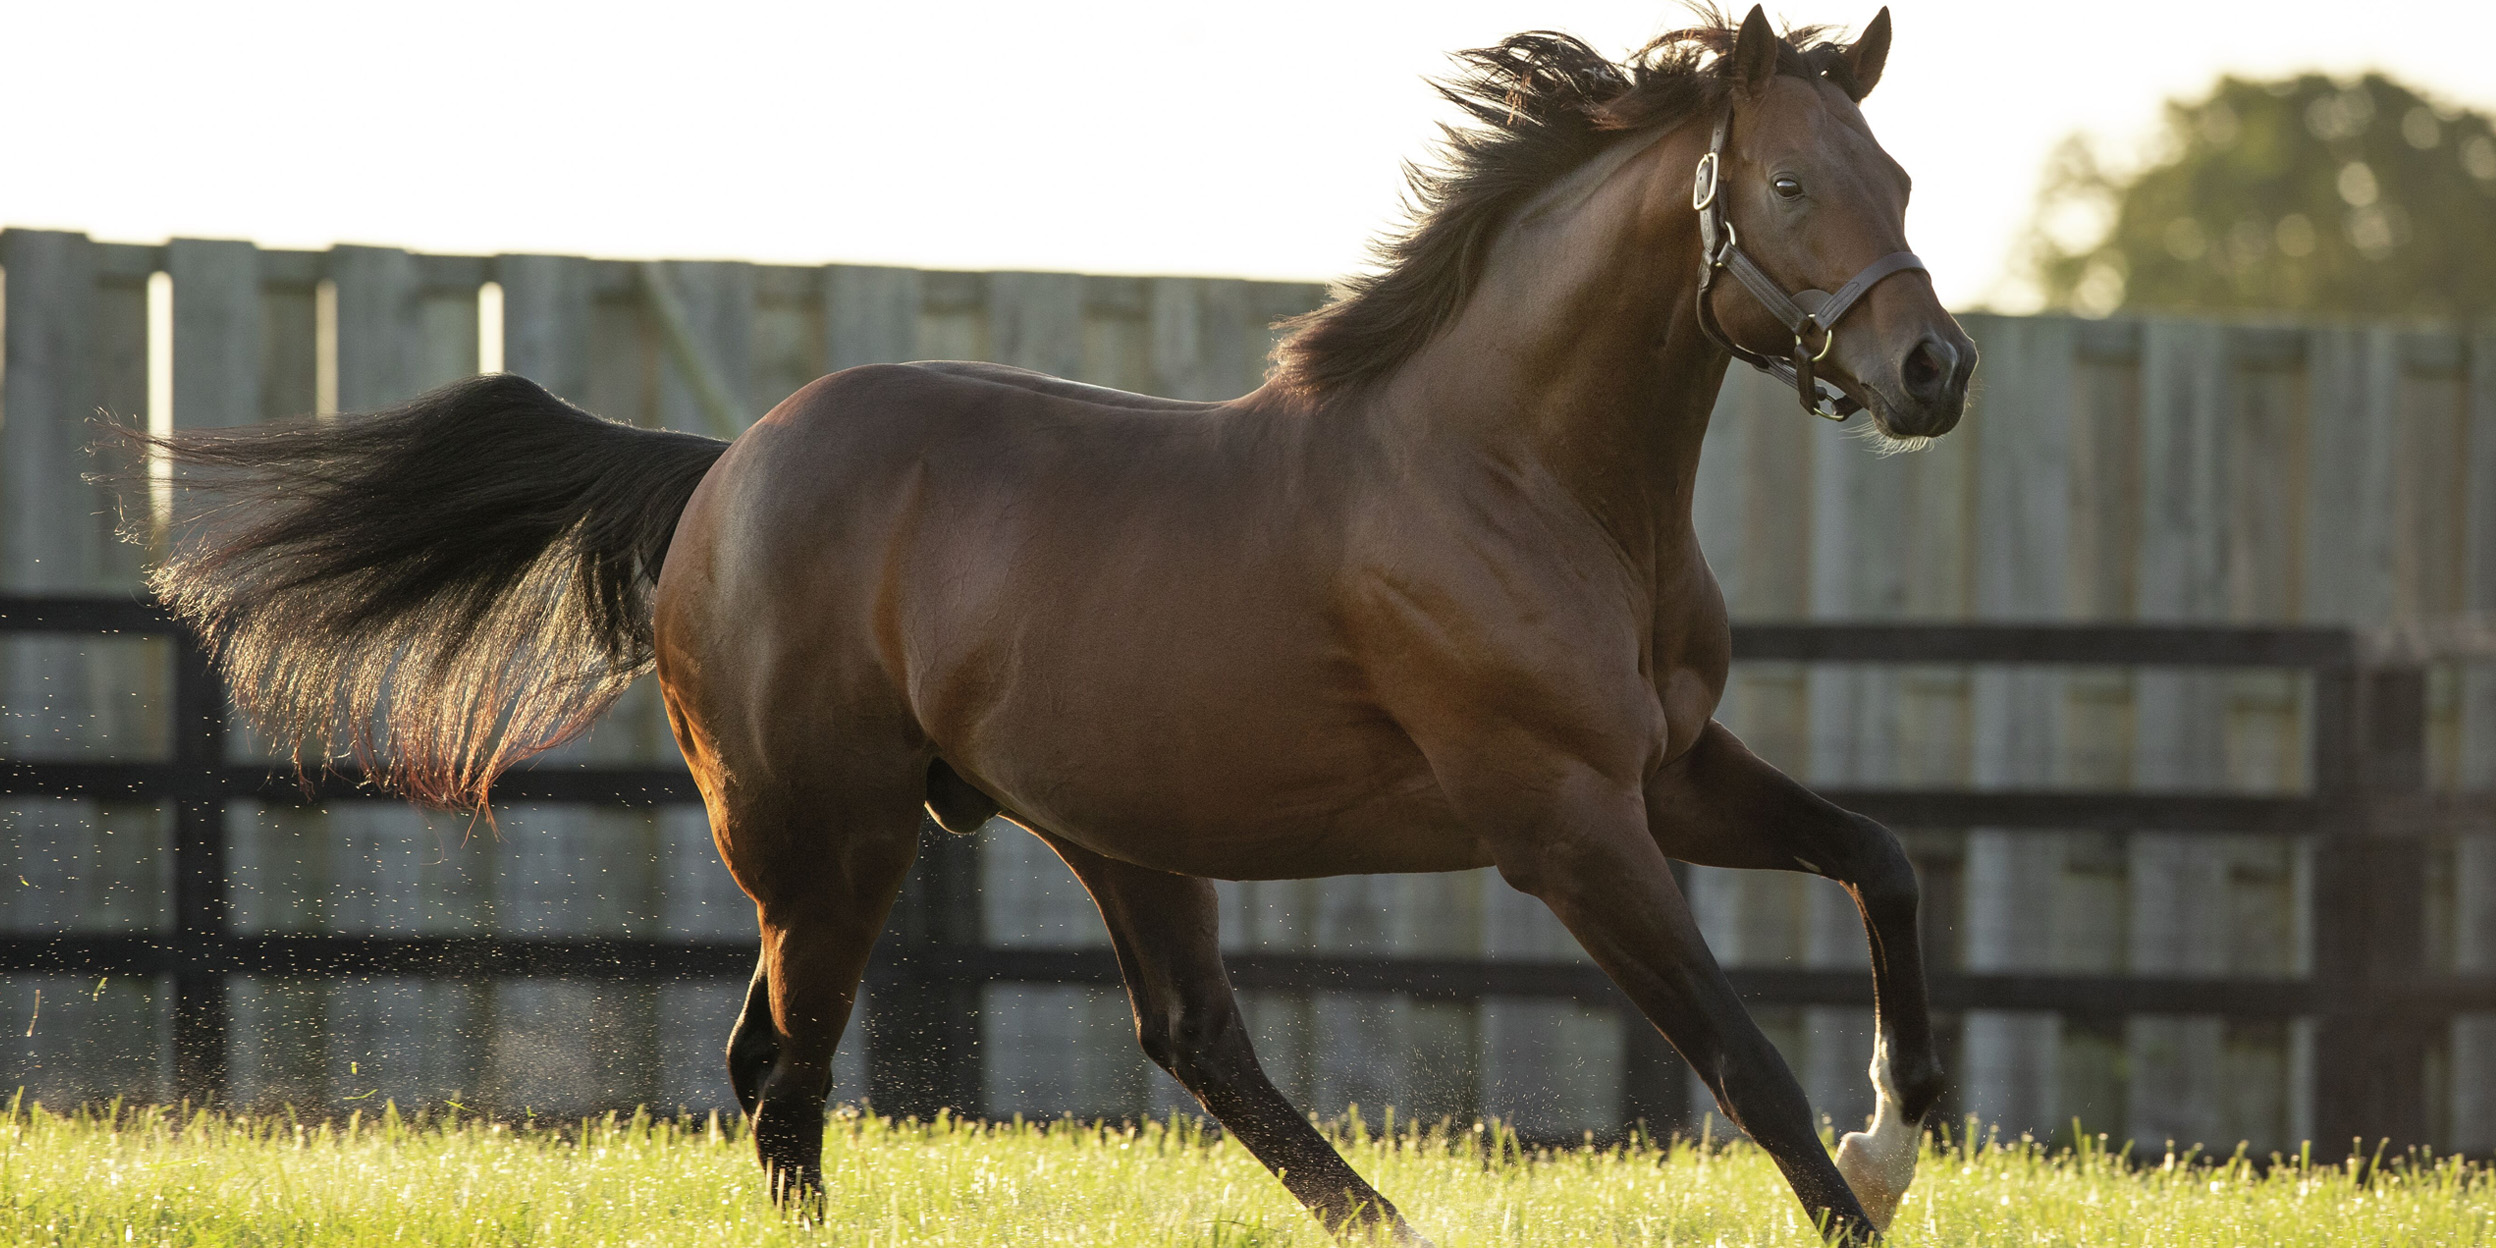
top-left (1895, 1056), bottom-right (1945, 1122)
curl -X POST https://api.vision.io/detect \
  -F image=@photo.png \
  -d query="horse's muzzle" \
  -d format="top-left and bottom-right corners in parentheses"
top-left (1870, 329), bottom-right (1974, 440)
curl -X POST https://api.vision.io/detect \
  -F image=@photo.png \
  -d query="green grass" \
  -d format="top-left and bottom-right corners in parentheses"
top-left (2, 1097), bottom-right (2491, 1246)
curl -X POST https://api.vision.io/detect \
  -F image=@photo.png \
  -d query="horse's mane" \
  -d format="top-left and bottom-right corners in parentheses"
top-left (1270, 9), bottom-right (1861, 399)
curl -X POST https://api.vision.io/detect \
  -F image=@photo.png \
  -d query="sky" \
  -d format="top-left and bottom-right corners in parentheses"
top-left (4, 1), bottom-right (2489, 311)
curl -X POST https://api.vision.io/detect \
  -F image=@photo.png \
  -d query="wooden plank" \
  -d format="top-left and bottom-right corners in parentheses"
top-left (167, 243), bottom-right (309, 1026)
top-left (0, 229), bottom-right (173, 1112)
top-left (979, 826), bottom-right (1162, 1120)
top-left (1148, 277), bottom-right (1257, 401)
top-left (495, 254), bottom-right (596, 399)
top-left (411, 253), bottom-right (489, 293)
top-left (915, 271), bottom-right (987, 363)
top-left (2216, 326), bottom-right (2318, 1152)
top-left (1078, 277), bottom-right (1149, 392)
top-left (751, 275), bottom-right (825, 413)
top-left (412, 285), bottom-right (479, 391)
top-left (648, 261), bottom-right (753, 435)
top-left (2125, 317), bottom-right (2234, 1150)
top-left (1172, 279), bottom-right (1254, 401)
top-left (1, 230), bottom-right (111, 596)
top-left (481, 803), bottom-right (665, 1115)
top-left (256, 250), bottom-right (322, 289)
top-left (1481, 877), bottom-right (1616, 1137)
top-left (1960, 313), bottom-right (2073, 1140)
top-left (2297, 326), bottom-right (2407, 1155)
top-left (823, 265), bottom-right (921, 371)
top-left (327, 241), bottom-right (472, 1107)
top-left (988, 271), bottom-right (1084, 379)
top-left (326, 245), bottom-right (426, 411)
top-left (2453, 331), bottom-right (2496, 1152)
top-left (500, 251), bottom-right (683, 1110)
top-left (169, 239), bottom-right (263, 430)
top-left (2303, 327), bottom-right (2402, 626)
top-left (2226, 329), bottom-right (2318, 1152)
top-left (259, 281), bottom-right (318, 423)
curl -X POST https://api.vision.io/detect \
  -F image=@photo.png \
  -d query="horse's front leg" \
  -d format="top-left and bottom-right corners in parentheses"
top-left (1474, 766), bottom-right (1878, 1243)
top-left (1644, 720), bottom-right (1945, 1230)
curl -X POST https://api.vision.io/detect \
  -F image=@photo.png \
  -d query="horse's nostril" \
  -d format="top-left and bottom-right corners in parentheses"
top-left (1901, 336), bottom-right (1954, 402)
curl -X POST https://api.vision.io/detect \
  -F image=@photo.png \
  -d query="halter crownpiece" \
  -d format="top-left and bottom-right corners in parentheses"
top-left (1692, 105), bottom-right (1926, 421)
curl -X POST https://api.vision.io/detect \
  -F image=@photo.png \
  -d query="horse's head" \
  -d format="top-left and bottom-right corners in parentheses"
top-left (1690, 6), bottom-right (1974, 441)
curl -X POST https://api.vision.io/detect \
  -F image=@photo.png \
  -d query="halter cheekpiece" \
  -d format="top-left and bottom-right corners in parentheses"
top-left (1692, 105), bottom-right (1926, 421)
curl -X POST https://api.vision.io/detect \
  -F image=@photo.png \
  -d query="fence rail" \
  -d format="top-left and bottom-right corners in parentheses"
top-left (0, 593), bottom-right (2482, 1147)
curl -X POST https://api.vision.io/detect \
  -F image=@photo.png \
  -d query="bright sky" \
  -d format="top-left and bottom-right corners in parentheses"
top-left (5, 1), bottom-right (2488, 311)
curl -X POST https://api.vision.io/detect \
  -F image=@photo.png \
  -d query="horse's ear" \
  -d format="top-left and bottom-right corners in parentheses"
top-left (1732, 5), bottom-right (1779, 96)
top-left (1839, 8), bottom-right (1892, 101)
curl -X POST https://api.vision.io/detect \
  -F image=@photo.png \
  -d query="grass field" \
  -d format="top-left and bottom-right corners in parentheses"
top-left (3, 1098), bottom-right (2490, 1246)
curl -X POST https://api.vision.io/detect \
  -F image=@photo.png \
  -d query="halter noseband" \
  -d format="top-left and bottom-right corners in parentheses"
top-left (1692, 105), bottom-right (1926, 421)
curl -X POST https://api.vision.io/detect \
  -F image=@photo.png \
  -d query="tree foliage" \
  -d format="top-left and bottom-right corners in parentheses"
top-left (2027, 73), bottom-right (2496, 319)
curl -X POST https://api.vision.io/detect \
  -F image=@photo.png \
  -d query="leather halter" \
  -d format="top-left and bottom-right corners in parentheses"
top-left (1691, 105), bottom-right (1927, 421)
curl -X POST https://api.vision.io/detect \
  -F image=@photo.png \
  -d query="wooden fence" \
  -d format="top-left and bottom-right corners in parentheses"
top-left (2, 227), bottom-right (2493, 1153)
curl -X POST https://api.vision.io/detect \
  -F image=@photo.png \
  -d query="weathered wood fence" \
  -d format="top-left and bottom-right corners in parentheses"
top-left (2, 227), bottom-right (2493, 1153)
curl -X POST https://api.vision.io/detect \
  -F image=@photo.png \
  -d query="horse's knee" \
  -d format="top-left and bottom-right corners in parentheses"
top-left (1841, 816), bottom-right (1919, 907)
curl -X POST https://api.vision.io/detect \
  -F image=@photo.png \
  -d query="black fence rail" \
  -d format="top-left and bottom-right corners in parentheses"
top-left (2, 594), bottom-right (2491, 1146)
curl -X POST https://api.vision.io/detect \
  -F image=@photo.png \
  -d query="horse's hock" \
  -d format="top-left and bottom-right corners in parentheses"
top-left (3, 225), bottom-right (2495, 1158)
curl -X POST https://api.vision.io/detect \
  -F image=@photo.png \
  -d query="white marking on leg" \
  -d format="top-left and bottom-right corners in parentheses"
top-left (1833, 1029), bottom-right (1918, 1231)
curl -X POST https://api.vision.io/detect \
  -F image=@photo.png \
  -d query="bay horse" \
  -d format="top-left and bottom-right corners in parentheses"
top-left (119, 6), bottom-right (1970, 1241)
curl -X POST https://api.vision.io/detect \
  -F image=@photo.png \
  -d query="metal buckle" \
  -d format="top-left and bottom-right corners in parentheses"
top-left (1798, 321), bottom-right (1835, 363)
top-left (1692, 152), bottom-right (1719, 211)
top-left (1710, 221), bottom-right (1739, 267)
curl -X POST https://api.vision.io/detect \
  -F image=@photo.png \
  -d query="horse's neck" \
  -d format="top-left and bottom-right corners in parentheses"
top-left (1377, 129), bottom-right (1725, 556)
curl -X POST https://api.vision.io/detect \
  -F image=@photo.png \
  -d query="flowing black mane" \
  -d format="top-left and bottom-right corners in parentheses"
top-left (1271, 12), bottom-right (1860, 398)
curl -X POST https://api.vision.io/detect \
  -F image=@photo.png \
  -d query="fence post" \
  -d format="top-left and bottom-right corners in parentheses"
top-left (2310, 658), bottom-right (2430, 1154)
top-left (169, 629), bottom-right (229, 1103)
top-left (867, 816), bottom-right (985, 1120)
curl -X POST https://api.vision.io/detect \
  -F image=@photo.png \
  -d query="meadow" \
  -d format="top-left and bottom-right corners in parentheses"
top-left (2, 1097), bottom-right (2490, 1247)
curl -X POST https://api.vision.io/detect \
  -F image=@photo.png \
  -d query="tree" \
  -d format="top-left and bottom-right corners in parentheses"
top-left (2025, 72), bottom-right (2496, 320)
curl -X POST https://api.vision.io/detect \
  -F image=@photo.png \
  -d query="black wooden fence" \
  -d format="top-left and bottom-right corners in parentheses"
top-left (2, 594), bottom-right (2489, 1148)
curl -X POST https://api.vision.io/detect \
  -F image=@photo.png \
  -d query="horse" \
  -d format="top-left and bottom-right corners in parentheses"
top-left (117, 6), bottom-right (1971, 1241)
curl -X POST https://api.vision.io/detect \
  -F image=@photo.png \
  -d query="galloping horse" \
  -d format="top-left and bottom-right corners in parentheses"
top-left (121, 7), bottom-right (1971, 1241)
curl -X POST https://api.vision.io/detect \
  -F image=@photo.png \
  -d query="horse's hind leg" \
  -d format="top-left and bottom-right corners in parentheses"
top-left (707, 779), bottom-right (920, 1212)
top-left (1035, 831), bottom-right (1427, 1246)
top-left (727, 948), bottom-right (774, 1118)
top-left (1644, 721), bottom-right (1943, 1230)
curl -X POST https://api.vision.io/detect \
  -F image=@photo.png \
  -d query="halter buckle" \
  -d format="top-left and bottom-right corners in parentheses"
top-left (1709, 221), bottom-right (1738, 268)
top-left (1692, 152), bottom-right (1719, 212)
top-left (1798, 321), bottom-right (1835, 364)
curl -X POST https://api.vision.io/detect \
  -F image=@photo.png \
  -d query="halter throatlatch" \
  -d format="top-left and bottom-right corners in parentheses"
top-left (1692, 106), bottom-right (1926, 421)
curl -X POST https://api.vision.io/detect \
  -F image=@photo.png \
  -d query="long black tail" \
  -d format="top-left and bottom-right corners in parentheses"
top-left (104, 374), bottom-right (729, 811)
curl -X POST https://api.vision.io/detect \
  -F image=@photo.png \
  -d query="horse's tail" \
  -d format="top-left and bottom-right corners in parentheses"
top-left (104, 373), bottom-right (730, 812)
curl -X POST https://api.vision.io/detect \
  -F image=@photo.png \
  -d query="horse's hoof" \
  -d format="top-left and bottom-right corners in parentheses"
top-left (1835, 1127), bottom-right (1910, 1232)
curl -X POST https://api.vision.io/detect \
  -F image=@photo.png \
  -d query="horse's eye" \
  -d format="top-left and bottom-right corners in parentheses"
top-left (1773, 176), bottom-right (1804, 200)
